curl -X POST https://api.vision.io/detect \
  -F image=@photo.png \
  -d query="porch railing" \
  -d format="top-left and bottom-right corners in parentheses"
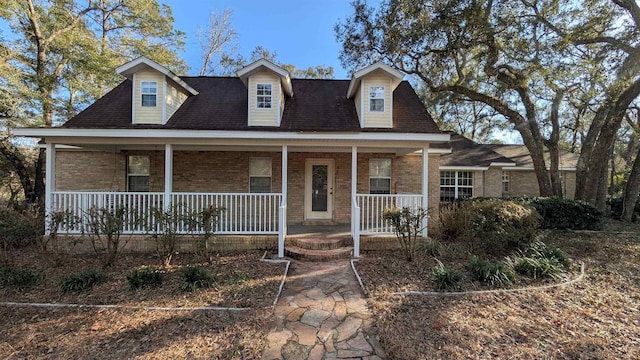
top-left (51, 191), bottom-right (281, 234)
top-left (355, 194), bottom-right (423, 234)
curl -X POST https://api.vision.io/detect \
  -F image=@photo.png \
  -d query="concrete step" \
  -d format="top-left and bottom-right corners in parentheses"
top-left (285, 236), bottom-right (352, 250)
top-left (285, 246), bottom-right (354, 261)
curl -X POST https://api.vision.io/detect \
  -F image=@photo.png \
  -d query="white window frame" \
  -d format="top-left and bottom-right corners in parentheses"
top-left (369, 86), bottom-right (385, 112)
top-left (256, 83), bottom-right (272, 109)
top-left (502, 171), bottom-right (510, 193)
top-left (141, 81), bottom-right (157, 107)
top-left (127, 155), bottom-right (150, 192)
top-left (440, 171), bottom-right (473, 202)
top-left (369, 158), bottom-right (392, 194)
top-left (249, 157), bottom-right (272, 193)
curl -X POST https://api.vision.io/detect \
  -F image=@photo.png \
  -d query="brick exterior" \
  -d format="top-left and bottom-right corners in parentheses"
top-left (484, 167), bottom-right (503, 197)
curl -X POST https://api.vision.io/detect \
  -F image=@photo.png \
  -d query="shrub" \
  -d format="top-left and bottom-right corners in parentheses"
top-left (59, 269), bottom-right (105, 292)
top-left (184, 206), bottom-right (224, 264)
top-left (509, 241), bottom-right (571, 280)
top-left (383, 206), bottom-right (428, 262)
top-left (0, 207), bottom-right (43, 255)
top-left (127, 266), bottom-right (165, 290)
top-left (146, 205), bottom-right (184, 267)
top-left (0, 266), bottom-right (44, 289)
top-left (180, 266), bottom-right (215, 292)
top-left (465, 199), bottom-right (540, 254)
top-left (429, 202), bottom-right (472, 242)
top-left (417, 238), bottom-right (444, 257)
top-left (608, 197), bottom-right (640, 222)
top-left (525, 241), bottom-right (571, 269)
top-left (432, 260), bottom-right (461, 291)
top-left (467, 256), bottom-right (516, 287)
top-left (517, 197), bottom-right (603, 230)
top-left (84, 206), bottom-right (134, 267)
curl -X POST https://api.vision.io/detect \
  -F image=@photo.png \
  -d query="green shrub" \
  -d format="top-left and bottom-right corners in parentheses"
top-left (465, 199), bottom-right (540, 254)
top-left (511, 257), bottom-right (563, 280)
top-left (525, 241), bottom-right (571, 269)
top-left (127, 266), bottom-right (165, 290)
top-left (383, 206), bottom-right (429, 262)
top-left (430, 202), bottom-right (472, 242)
top-left (516, 197), bottom-right (603, 230)
top-left (608, 197), bottom-right (640, 222)
top-left (467, 256), bottom-right (516, 287)
top-left (59, 269), bottom-right (105, 292)
top-left (0, 266), bottom-right (44, 289)
top-left (432, 260), bottom-right (461, 291)
top-left (0, 208), bottom-right (43, 252)
top-left (179, 266), bottom-right (215, 292)
top-left (417, 238), bottom-right (444, 257)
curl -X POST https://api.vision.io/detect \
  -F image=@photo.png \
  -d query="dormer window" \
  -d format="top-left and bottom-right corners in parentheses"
top-left (369, 86), bottom-right (385, 112)
top-left (257, 83), bottom-right (272, 109)
top-left (141, 81), bottom-right (157, 107)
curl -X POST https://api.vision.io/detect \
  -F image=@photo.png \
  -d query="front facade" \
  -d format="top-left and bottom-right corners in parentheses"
top-left (16, 58), bottom-right (449, 257)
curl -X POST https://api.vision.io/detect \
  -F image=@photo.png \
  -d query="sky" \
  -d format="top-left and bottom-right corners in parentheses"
top-left (161, 0), bottom-right (370, 79)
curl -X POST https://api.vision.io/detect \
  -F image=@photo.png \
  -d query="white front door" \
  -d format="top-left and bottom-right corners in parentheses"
top-left (305, 159), bottom-right (334, 220)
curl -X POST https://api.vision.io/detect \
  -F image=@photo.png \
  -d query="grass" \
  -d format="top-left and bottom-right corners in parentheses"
top-left (356, 219), bottom-right (640, 359)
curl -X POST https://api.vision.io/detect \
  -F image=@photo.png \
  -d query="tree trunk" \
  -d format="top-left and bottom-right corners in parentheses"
top-left (622, 147), bottom-right (640, 221)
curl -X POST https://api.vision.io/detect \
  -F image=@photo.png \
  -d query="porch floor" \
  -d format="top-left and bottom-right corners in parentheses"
top-left (287, 223), bottom-right (351, 237)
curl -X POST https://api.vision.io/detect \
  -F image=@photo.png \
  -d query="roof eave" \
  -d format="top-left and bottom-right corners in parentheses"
top-left (115, 56), bottom-right (199, 96)
top-left (236, 59), bottom-right (293, 97)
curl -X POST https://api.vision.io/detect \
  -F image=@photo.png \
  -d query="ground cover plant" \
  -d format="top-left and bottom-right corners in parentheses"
top-left (356, 219), bottom-right (640, 359)
top-left (0, 249), bottom-right (285, 359)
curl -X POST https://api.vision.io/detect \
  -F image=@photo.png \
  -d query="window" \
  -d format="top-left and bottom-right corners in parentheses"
top-left (127, 155), bottom-right (150, 192)
top-left (369, 86), bottom-right (385, 112)
top-left (369, 159), bottom-right (392, 194)
top-left (256, 83), bottom-right (272, 109)
top-left (440, 171), bottom-right (473, 202)
top-left (141, 81), bottom-right (157, 107)
top-left (249, 158), bottom-right (272, 193)
top-left (502, 171), bottom-right (510, 193)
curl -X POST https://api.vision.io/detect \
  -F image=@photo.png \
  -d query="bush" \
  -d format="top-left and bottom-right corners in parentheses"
top-left (0, 266), bottom-right (44, 289)
top-left (432, 260), bottom-right (461, 291)
top-left (179, 266), bottom-right (215, 292)
top-left (383, 206), bottom-right (428, 262)
top-left (146, 205), bottom-right (183, 267)
top-left (84, 206), bottom-right (133, 267)
top-left (0, 208), bottom-right (43, 254)
top-left (511, 257), bottom-right (563, 280)
top-left (127, 266), bottom-right (165, 290)
top-left (417, 238), bottom-right (444, 257)
top-left (430, 202), bottom-right (472, 242)
top-left (608, 197), bottom-right (640, 222)
top-left (517, 197), bottom-right (603, 230)
top-left (59, 269), bottom-right (105, 292)
top-left (467, 256), bottom-right (516, 287)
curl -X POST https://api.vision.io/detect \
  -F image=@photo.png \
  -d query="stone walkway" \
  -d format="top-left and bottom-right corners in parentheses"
top-left (262, 260), bottom-right (387, 360)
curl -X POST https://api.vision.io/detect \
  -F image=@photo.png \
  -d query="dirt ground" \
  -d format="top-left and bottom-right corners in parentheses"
top-left (0, 250), bottom-right (285, 359)
top-left (355, 220), bottom-right (640, 359)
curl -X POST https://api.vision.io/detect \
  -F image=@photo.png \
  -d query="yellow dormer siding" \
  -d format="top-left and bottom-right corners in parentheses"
top-left (248, 71), bottom-right (281, 127)
top-left (361, 71), bottom-right (393, 128)
top-left (133, 69), bottom-right (164, 124)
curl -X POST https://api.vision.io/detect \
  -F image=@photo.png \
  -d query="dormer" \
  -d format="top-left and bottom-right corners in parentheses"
top-left (347, 62), bottom-right (404, 128)
top-left (237, 59), bottom-right (293, 127)
top-left (116, 57), bottom-right (198, 125)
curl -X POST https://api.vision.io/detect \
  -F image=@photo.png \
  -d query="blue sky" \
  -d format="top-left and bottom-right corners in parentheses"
top-left (162, 0), bottom-right (371, 79)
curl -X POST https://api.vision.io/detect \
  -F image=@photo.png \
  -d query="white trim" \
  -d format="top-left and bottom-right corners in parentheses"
top-left (359, 86), bottom-right (364, 127)
top-left (427, 147), bottom-right (452, 154)
top-left (255, 83), bottom-right (273, 109)
top-left (164, 144), bottom-right (173, 210)
top-left (116, 56), bottom-right (198, 96)
top-left (236, 59), bottom-right (293, 97)
top-left (347, 62), bottom-right (404, 98)
top-left (45, 143), bottom-right (56, 235)
top-left (162, 79), bottom-right (167, 123)
top-left (248, 157), bottom-right (273, 193)
top-left (440, 166), bottom-right (490, 171)
top-left (422, 146), bottom-right (428, 238)
top-left (389, 78), bottom-right (393, 126)
top-left (506, 167), bottom-right (577, 171)
top-left (490, 162), bottom-right (516, 167)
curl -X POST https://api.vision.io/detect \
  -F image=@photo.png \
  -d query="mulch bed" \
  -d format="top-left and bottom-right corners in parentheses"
top-left (355, 220), bottom-right (640, 359)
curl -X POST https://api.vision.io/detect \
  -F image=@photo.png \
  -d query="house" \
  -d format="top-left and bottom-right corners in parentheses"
top-left (14, 57), bottom-right (450, 257)
top-left (439, 132), bottom-right (578, 201)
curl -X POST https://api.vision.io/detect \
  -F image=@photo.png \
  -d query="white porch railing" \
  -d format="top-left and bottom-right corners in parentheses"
top-left (356, 194), bottom-right (423, 234)
top-left (351, 196), bottom-right (361, 257)
top-left (51, 191), bottom-right (281, 234)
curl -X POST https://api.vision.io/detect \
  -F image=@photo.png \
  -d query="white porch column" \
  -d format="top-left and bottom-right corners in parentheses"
top-left (422, 146), bottom-right (429, 238)
top-left (352, 146), bottom-right (360, 257)
top-left (164, 144), bottom-right (173, 210)
top-left (45, 142), bottom-right (56, 235)
top-left (278, 145), bottom-right (288, 258)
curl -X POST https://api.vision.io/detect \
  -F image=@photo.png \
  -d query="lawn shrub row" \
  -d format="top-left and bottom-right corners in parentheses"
top-left (59, 269), bottom-right (106, 292)
top-left (0, 265), bottom-right (44, 289)
top-left (513, 197), bottom-right (604, 230)
top-left (608, 197), bottom-right (640, 222)
top-left (127, 266), bottom-right (165, 290)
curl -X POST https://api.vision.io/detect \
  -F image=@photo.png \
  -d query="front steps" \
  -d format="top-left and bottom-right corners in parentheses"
top-left (285, 235), bottom-right (353, 261)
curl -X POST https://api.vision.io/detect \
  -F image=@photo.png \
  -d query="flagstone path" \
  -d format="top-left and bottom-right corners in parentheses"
top-left (262, 260), bottom-right (387, 360)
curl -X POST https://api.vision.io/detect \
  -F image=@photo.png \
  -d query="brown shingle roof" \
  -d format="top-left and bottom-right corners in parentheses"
top-left (486, 144), bottom-right (579, 169)
top-left (63, 77), bottom-right (441, 133)
top-left (440, 133), bottom-right (515, 167)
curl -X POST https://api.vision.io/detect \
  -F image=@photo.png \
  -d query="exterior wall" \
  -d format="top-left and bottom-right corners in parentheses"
top-left (133, 69), bottom-right (164, 124)
top-left (509, 170), bottom-right (541, 197)
top-left (165, 81), bottom-right (188, 122)
top-left (484, 167), bottom-right (503, 197)
top-left (563, 171), bottom-right (576, 199)
top-left (248, 71), bottom-right (280, 126)
top-left (472, 171), bottom-right (484, 197)
top-left (354, 86), bottom-right (362, 126)
top-left (361, 71), bottom-right (392, 128)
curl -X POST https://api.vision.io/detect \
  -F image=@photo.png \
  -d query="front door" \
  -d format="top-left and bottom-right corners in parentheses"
top-left (305, 159), bottom-right (334, 220)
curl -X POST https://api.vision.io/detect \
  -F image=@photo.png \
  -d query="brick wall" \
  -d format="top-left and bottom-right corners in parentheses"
top-left (484, 168), bottom-right (503, 197)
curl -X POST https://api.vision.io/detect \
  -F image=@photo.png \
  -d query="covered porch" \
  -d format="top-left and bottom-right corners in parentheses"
top-left (33, 129), bottom-right (442, 258)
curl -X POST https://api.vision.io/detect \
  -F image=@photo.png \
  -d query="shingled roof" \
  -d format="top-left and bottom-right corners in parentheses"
top-left (62, 77), bottom-right (440, 133)
top-left (439, 133), bottom-right (515, 167)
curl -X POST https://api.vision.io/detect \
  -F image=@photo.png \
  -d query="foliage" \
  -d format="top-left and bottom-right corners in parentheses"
top-left (432, 260), bottom-right (461, 291)
top-left (84, 206), bottom-right (133, 268)
top-left (146, 205), bottom-right (184, 267)
top-left (0, 207), bottom-right (42, 256)
top-left (517, 197), bottom-right (603, 230)
top-left (0, 265), bottom-right (44, 289)
top-left (127, 266), bottom-right (165, 290)
top-left (508, 241), bottom-right (570, 280)
top-left (429, 202), bottom-right (472, 243)
top-left (383, 206), bottom-right (428, 262)
top-left (467, 256), bottom-right (516, 288)
top-left (417, 238), bottom-right (444, 258)
top-left (40, 210), bottom-right (81, 254)
top-left (179, 266), bottom-right (216, 292)
top-left (184, 205), bottom-right (224, 264)
top-left (59, 269), bottom-right (105, 292)
top-left (609, 197), bottom-right (640, 222)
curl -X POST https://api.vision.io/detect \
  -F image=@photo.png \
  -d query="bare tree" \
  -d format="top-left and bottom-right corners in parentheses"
top-left (197, 9), bottom-right (237, 76)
